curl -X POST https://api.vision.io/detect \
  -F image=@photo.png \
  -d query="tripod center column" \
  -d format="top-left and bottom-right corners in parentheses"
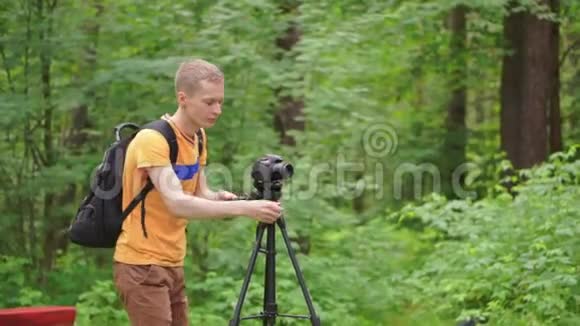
top-left (263, 222), bottom-right (278, 325)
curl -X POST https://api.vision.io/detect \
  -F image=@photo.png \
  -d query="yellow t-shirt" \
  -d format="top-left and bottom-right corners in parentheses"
top-left (113, 115), bottom-right (207, 267)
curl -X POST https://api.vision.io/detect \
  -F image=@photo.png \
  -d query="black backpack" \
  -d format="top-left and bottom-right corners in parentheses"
top-left (69, 119), bottom-right (203, 248)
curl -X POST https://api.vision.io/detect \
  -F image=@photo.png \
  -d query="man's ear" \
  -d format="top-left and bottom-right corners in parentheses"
top-left (177, 91), bottom-right (187, 105)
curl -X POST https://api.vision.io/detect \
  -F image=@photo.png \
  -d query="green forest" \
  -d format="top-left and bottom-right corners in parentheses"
top-left (1, 0), bottom-right (579, 325)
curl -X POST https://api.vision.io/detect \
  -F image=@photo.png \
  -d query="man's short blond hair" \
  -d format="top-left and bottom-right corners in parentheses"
top-left (174, 59), bottom-right (224, 95)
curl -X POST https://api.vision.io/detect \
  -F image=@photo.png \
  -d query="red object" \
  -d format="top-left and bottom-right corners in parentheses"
top-left (0, 306), bottom-right (76, 326)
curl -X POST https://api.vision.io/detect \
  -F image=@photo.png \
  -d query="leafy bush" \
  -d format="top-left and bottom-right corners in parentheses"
top-left (0, 256), bottom-right (46, 308)
top-left (75, 280), bottom-right (128, 326)
top-left (388, 146), bottom-right (580, 325)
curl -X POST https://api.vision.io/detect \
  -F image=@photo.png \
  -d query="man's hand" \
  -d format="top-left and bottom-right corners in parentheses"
top-left (216, 190), bottom-right (238, 201)
top-left (243, 200), bottom-right (282, 224)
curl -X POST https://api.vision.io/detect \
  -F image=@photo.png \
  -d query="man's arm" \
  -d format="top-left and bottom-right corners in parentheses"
top-left (194, 168), bottom-right (237, 201)
top-left (146, 165), bottom-right (280, 223)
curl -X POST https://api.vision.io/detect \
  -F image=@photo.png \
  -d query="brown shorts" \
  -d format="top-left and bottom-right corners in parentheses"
top-left (113, 262), bottom-right (189, 326)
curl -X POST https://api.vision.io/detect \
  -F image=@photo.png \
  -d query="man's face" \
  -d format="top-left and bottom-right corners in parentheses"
top-left (179, 79), bottom-right (224, 129)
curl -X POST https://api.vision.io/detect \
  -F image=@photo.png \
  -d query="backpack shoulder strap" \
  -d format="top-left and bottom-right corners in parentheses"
top-left (142, 119), bottom-right (178, 164)
top-left (120, 119), bottom-right (178, 238)
top-left (196, 128), bottom-right (204, 160)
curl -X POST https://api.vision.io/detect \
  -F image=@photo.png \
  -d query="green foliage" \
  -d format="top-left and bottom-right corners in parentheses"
top-left (388, 146), bottom-right (580, 324)
top-left (0, 256), bottom-right (46, 308)
top-left (75, 280), bottom-right (128, 326)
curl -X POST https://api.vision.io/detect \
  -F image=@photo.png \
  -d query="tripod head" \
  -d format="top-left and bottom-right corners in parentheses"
top-left (249, 154), bottom-right (293, 201)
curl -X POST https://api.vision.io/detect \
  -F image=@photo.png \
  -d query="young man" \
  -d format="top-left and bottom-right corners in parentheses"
top-left (113, 59), bottom-right (282, 326)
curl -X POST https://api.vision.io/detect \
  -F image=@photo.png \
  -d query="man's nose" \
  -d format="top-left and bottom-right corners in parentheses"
top-left (215, 103), bottom-right (222, 115)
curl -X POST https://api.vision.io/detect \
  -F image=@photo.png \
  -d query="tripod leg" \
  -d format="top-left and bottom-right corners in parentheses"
top-left (230, 223), bottom-right (267, 326)
top-left (277, 217), bottom-right (321, 326)
top-left (263, 223), bottom-right (277, 326)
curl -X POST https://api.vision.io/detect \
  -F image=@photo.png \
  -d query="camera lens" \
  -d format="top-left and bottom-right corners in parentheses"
top-left (282, 163), bottom-right (293, 178)
top-left (271, 162), bottom-right (293, 180)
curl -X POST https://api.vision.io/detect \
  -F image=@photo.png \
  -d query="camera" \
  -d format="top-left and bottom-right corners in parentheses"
top-left (250, 154), bottom-right (293, 201)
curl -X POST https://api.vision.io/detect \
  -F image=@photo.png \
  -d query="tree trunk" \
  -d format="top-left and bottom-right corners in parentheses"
top-left (442, 5), bottom-right (467, 198)
top-left (273, 1), bottom-right (304, 146)
top-left (37, 0), bottom-right (57, 285)
top-left (65, 0), bottom-right (103, 150)
top-left (273, 1), bottom-right (311, 254)
top-left (549, 0), bottom-right (562, 153)
top-left (24, 0), bottom-right (35, 265)
top-left (564, 35), bottom-right (580, 139)
top-left (500, 0), bottom-right (558, 169)
top-left (500, 7), bottom-right (524, 167)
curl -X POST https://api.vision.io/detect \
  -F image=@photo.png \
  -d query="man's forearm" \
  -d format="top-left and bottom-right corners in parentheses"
top-left (167, 192), bottom-right (245, 220)
top-left (201, 188), bottom-right (220, 201)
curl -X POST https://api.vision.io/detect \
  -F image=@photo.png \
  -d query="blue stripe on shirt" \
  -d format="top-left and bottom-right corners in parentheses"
top-left (173, 161), bottom-right (200, 180)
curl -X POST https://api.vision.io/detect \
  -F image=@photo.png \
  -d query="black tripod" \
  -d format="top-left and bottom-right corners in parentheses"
top-left (229, 191), bottom-right (321, 325)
